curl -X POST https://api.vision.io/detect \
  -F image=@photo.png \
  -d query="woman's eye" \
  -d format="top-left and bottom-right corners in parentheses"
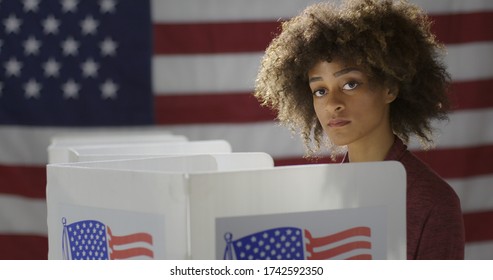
top-left (342, 81), bottom-right (359, 90)
top-left (312, 89), bottom-right (327, 97)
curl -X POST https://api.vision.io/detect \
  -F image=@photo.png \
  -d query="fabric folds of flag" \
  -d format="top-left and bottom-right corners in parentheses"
top-left (1, 0), bottom-right (493, 260)
top-left (62, 218), bottom-right (154, 260)
top-left (224, 226), bottom-right (372, 260)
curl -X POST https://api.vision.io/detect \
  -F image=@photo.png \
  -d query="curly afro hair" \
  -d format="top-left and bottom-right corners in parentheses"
top-left (254, 0), bottom-right (450, 157)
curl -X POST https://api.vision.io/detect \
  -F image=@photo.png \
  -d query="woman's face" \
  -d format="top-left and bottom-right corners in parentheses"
top-left (308, 59), bottom-right (395, 148)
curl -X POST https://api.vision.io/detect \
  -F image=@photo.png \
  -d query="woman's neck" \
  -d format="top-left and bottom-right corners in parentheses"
top-left (347, 131), bottom-right (395, 163)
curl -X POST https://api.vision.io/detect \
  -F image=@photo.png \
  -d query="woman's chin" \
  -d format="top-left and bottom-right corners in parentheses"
top-left (328, 135), bottom-right (351, 147)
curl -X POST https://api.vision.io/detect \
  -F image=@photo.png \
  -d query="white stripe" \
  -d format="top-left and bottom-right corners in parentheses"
top-left (162, 109), bottom-right (493, 157)
top-left (1, 109), bottom-right (493, 164)
top-left (0, 126), bottom-right (174, 165)
top-left (151, 0), bottom-right (324, 23)
top-left (0, 126), bottom-right (55, 165)
top-left (151, 0), bottom-right (493, 23)
top-left (465, 241), bottom-right (493, 260)
top-left (413, 0), bottom-right (493, 15)
top-left (0, 195), bottom-right (47, 235)
top-left (161, 122), bottom-right (305, 158)
top-left (446, 42), bottom-right (493, 82)
top-left (448, 175), bottom-right (493, 213)
top-left (153, 42), bottom-right (493, 94)
top-left (152, 53), bottom-right (262, 94)
top-left (408, 108), bottom-right (493, 150)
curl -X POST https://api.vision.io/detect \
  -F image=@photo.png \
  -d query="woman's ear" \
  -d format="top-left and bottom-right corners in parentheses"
top-left (384, 86), bottom-right (398, 104)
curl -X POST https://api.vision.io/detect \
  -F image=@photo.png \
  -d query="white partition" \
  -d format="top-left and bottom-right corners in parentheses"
top-left (46, 153), bottom-right (274, 260)
top-left (63, 153), bottom-right (274, 173)
top-left (49, 131), bottom-right (187, 163)
top-left (189, 161), bottom-right (406, 260)
top-left (49, 129), bottom-right (175, 146)
top-left (47, 160), bottom-right (406, 260)
top-left (68, 140), bottom-right (232, 162)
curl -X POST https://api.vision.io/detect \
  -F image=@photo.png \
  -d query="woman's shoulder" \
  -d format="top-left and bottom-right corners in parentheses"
top-left (400, 150), bottom-right (460, 206)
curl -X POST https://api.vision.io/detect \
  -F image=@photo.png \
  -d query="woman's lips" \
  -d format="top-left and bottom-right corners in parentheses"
top-left (328, 119), bottom-right (351, 127)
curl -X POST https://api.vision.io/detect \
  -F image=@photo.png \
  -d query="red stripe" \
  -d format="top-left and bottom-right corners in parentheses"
top-left (304, 227), bottom-right (371, 248)
top-left (346, 254), bottom-right (372, 260)
top-left (305, 227), bottom-right (372, 260)
top-left (153, 21), bottom-right (280, 54)
top-left (153, 79), bottom-right (493, 125)
top-left (449, 79), bottom-right (493, 111)
top-left (0, 165), bottom-right (46, 199)
top-left (107, 227), bottom-right (154, 259)
top-left (0, 147), bottom-right (489, 196)
top-left (274, 144), bottom-right (493, 180)
top-left (110, 248), bottom-right (154, 260)
top-left (108, 229), bottom-right (153, 246)
top-left (0, 235), bottom-right (47, 260)
top-left (154, 93), bottom-right (276, 124)
top-left (463, 210), bottom-right (493, 243)
top-left (153, 13), bottom-right (493, 55)
top-left (413, 144), bottom-right (493, 179)
top-left (275, 156), bottom-right (342, 166)
top-left (307, 241), bottom-right (372, 260)
top-left (430, 12), bottom-right (493, 45)
top-left (1, 139), bottom-right (490, 199)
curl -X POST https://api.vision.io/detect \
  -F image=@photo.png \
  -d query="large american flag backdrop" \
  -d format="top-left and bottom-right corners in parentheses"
top-left (0, 0), bottom-right (491, 259)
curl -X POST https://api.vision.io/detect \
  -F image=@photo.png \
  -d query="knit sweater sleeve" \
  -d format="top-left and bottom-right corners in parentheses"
top-left (413, 185), bottom-right (465, 259)
top-left (403, 152), bottom-right (465, 260)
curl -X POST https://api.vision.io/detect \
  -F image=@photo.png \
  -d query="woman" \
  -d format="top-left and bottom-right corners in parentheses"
top-left (254, 0), bottom-right (464, 259)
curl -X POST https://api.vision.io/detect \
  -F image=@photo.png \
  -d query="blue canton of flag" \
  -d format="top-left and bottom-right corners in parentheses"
top-left (224, 227), bottom-right (306, 260)
top-left (63, 219), bottom-right (109, 259)
top-left (0, 0), bottom-right (153, 126)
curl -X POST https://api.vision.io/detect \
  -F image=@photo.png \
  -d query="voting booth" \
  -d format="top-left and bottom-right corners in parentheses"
top-left (47, 152), bottom-right (275, 260)
top-left (47, 153), bottom-right (406, 259)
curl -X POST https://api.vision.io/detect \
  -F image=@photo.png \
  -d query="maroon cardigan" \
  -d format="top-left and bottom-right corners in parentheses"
top-left (343, 137), bottom-right (465, 259)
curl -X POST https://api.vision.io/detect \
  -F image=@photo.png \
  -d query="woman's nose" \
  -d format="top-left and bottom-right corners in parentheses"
top-left (324, 91), bottom-right (345, 113)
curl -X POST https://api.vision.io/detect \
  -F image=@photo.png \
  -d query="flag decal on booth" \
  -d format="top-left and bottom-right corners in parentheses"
top-left (224, 226), bottom-right (372, 260)
top-left (62, 218), bottom-right (154, 260)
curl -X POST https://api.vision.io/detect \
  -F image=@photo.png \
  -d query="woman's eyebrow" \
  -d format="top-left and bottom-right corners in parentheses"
top-left (308, 76), bottom-right (323, 83)
top-left (308, 67), bottom-right (362, 83)
top-left (333, 67), bottom-right (361, 77)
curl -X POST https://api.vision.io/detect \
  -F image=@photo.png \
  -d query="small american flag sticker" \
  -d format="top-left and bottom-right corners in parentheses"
top-left (224, 226), bottom-right (372, 260)
top-left (62, 218), bottom-right (154, 260)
